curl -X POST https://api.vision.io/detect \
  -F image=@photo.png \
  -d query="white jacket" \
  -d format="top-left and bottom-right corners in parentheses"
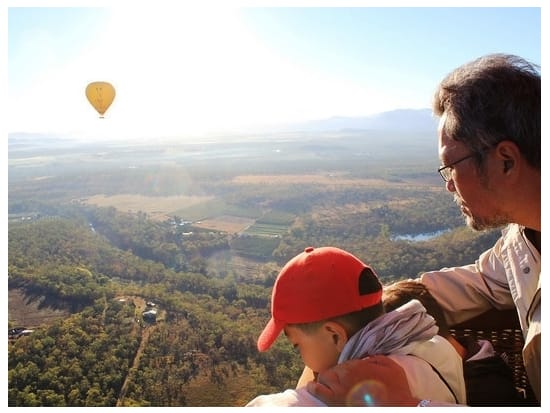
top-left (421, 223), bottom-right (540, 402)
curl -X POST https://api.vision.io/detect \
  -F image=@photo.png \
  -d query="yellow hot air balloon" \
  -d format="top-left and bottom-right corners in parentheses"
top-left (85, 81), bottom-right (116, 118)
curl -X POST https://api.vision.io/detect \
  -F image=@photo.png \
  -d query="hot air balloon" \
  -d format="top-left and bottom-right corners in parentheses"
top-left (85, 81), bottom-right (115, 118)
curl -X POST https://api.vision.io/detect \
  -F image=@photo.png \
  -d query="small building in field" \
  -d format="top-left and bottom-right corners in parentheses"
top-left (142, 308), bottom-right (157, 323)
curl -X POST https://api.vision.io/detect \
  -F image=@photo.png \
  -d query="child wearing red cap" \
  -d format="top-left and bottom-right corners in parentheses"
top-left (246, 246), bottom-right (466, 406)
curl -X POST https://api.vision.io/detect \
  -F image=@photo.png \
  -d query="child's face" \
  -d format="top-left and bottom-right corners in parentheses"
top-left (284, 324), bottom-right (341, 374)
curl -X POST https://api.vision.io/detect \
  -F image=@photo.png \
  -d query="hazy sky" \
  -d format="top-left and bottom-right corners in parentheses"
top-left (6, 2), bottom-right (542, 141)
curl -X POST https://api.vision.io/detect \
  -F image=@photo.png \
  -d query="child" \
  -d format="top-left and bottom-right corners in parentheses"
top-left (246, 246), bottom-right (466, 406)
top-left (383, 279), bottom-right (523, 406)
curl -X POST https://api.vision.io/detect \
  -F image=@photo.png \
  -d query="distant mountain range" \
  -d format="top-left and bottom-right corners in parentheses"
top-left (8, 108), bottom-right (438, 149)
top-left (275, 108), bottom-right (438, 133)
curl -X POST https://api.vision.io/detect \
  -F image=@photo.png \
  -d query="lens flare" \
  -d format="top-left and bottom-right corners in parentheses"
top-left (346, 380), bottom-right (388, 407)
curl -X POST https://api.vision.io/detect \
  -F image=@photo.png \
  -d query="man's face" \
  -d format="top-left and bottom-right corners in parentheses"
top-left (437, 113), bottom-right (511, 231)
top-left (284, 324), bottom-right (341, 375)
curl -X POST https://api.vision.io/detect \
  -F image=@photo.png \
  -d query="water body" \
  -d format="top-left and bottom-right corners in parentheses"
top-left (392, 229), bottom-right (450, 242)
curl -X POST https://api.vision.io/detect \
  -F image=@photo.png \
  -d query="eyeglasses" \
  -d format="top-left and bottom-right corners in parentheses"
top-left (437, 144), bottom-right (497, 182)
top-left (437, 153), bottom-right (476, 182)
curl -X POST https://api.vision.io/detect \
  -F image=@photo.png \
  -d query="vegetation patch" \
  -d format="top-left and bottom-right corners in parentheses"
top-left (230, 235), bottom-right (282, 259)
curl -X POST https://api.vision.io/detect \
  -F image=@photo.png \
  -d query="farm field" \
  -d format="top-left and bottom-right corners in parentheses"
top-left (192, 215), bottom-right (256, 233)
top-left (83, 194), bottom-right (213, 221)
top-left (243, 223), bottom-right (288, 237)
top-left (232, 174), bottom-right (404, 186)
top-left (8, 288), bottom-right (71, 328)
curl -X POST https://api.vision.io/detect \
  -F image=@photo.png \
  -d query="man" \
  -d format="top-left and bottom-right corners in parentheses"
top-left (307, 54), bottom-right (541, 406)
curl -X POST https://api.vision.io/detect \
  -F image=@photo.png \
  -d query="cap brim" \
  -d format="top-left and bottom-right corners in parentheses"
top-left (257, 317), bottom-right (285, 352)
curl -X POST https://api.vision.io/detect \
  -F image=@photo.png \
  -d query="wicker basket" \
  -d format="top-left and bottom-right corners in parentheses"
top-left (449, 308), bottom-right (538, 405)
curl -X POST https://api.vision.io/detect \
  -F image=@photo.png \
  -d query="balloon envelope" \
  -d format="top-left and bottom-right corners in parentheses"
top-left (85, 81), bottom-right (115, 117)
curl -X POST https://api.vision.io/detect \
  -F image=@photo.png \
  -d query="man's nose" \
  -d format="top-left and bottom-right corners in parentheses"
top-left (445, 179), bottom-right (456, 192)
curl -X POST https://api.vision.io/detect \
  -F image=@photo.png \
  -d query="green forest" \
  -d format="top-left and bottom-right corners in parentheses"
top-left (8, 134), bottom-right (501, 406)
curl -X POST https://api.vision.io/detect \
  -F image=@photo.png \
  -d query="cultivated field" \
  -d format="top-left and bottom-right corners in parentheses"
top-left (79, 174), bottom-right (440, 235)
top-left (192, 215), bottom-right (256, 233)
top-left (84, 194), bottom-right (214, 221)
top-left (232, 174), bottom-right (397, 186)
top-left (8, 288), bottom-right (71, 328)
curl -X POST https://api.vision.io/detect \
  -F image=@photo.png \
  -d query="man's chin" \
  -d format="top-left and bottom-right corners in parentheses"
top-left (464, 212), bottom-right (487, 231)
top-left (466, 218), bottom-right (485, 231)
top-left (465, 215), bottom-right (507, 232)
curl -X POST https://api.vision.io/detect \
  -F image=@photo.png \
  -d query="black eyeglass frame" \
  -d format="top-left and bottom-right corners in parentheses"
top-left (437, 144), bottom-right (498, 182)
top-left (437, 153), bottom-right (477, 182)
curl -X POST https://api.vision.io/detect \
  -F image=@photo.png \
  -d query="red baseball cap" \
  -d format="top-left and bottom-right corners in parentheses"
top-left (257, 246), bottom-right (382, 352)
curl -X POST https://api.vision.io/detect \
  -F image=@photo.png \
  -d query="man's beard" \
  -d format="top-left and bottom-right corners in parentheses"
top-left (455, 196), bottom-right (510, 231)
top-left (464, 214), bottom-right (508, 231)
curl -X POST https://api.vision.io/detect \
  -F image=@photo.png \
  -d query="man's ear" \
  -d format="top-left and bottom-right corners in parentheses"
top-left (324, 322), bottom-right (349, 352)
top-left (503, 159), bottom-right (513, 173)
top-left (495, 140), bottom-right (521, 177)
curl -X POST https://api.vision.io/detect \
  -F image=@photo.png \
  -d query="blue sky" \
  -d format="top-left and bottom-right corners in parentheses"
top-left (5, 3), bottom-right (542, 141)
